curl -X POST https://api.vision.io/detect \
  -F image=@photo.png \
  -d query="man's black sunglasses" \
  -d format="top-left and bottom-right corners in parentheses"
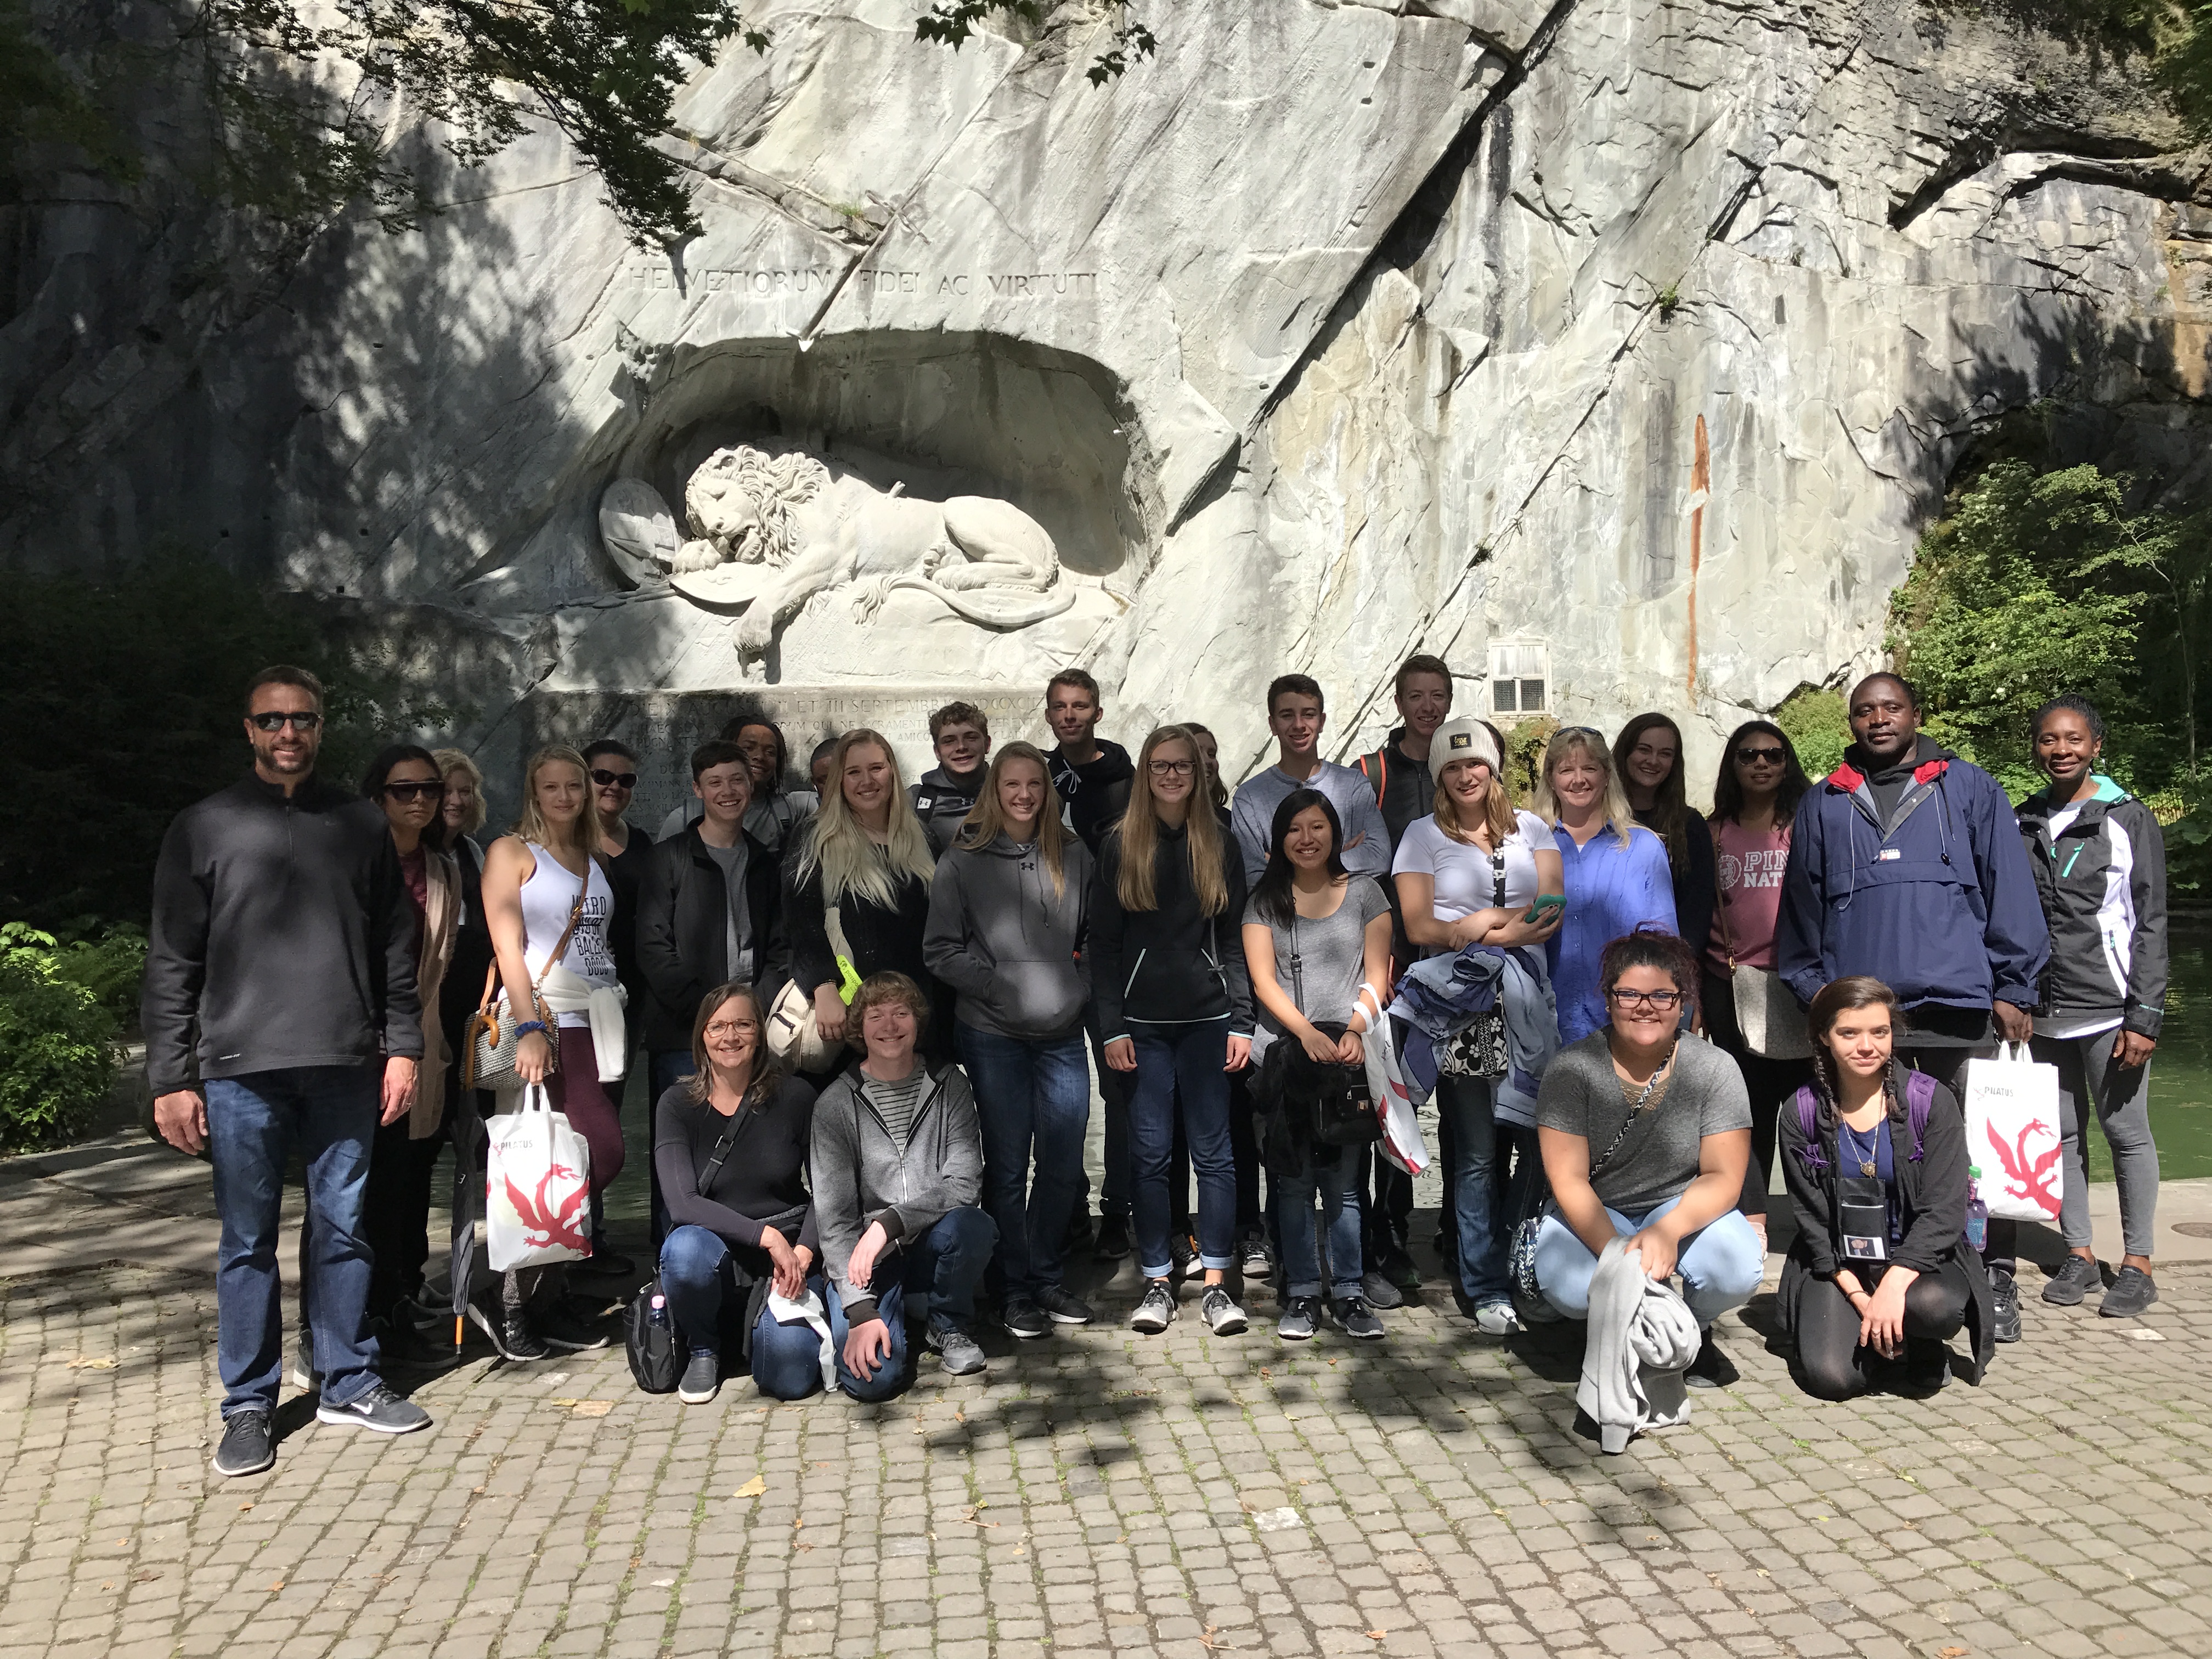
top-left (249, 710), bottom-right (322, 732)
top-left (590, 769), bottom-right (639, 789)
top-left (381, 780), bottom-right (447, 803)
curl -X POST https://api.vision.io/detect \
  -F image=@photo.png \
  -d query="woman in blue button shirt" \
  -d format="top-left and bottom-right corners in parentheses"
top-left (1532, 727), bottom-right (1676, 1043)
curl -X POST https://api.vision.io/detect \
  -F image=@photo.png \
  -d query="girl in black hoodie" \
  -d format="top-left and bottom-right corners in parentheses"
top-left (1093, 725), bottom-right (1255, 1338)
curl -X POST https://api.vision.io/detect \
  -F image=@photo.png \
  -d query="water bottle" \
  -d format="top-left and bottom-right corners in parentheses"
top-left (1965, 1167), bottom-right (1989, 1251)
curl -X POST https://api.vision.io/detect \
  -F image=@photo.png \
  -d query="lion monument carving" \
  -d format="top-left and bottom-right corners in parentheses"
top-left (656, 442), bottom-right (1076, 659)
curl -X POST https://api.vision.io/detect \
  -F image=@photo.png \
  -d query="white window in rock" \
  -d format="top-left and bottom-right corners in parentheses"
top-left (1490, 642), bottom-right (1549, 716)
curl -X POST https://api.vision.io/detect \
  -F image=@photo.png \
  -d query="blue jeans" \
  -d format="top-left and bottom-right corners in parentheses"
top-left (1533, 1194), bottom-right (1765, 1329)
top-left (1274, 1151), bottom-right (1363, 1300)
top-left (820, 1206), bottom-right (996, 1401)
top-left (958, 1025), bottom-right (1091, 1300)
top-left (205, 1066), bottom-right (382, 1415)
top-left (658, 1225), bottom-right (833, 1401)
top-left (1130, 1019), bottom-right (1235, 1279)
top-left (1436, 1075), bottom-right (1522, 1306)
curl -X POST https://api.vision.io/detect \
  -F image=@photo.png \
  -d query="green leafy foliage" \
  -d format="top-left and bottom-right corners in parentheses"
top-left (916, 1), bottom-right (1155, 83)
top-left (1775, 688), bottom-right (1849, 781)
top-left (0, 557), bottom-right (450, 930)
top-left (0, 0), bottom-right (137, 196)
top-left (0, 925), bottom-right (119, 1153)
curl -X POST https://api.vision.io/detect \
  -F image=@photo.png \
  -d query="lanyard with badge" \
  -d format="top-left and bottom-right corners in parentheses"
top-left (1837, 1116), bottom-right (1889, 1262)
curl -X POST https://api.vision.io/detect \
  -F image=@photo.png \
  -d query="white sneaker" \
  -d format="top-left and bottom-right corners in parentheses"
top-left (1474, 1299), bottom-right (1522, 1336)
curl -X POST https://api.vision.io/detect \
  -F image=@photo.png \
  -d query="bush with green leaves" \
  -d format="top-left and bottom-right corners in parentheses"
top-left (0, 924), bottom-right (119, 1152)
top-left (1775, 688), bottom-right (1849, 781)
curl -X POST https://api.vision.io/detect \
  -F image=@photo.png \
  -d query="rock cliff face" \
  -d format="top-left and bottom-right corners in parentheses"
top-left (5, 0), bottom-right (2209, 814)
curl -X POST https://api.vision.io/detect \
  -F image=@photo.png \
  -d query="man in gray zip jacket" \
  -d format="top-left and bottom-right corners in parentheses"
top-left (810, 972), bottom-right (996, 1398)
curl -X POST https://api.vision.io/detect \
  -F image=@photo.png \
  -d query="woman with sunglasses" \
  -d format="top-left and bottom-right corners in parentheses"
top-left (1532, 929), bottom-right (1762, 1389)
top-left (1703, 721), bottom-right (1815, 1247)
top-left (357, 747), bottom-right (461, 1363)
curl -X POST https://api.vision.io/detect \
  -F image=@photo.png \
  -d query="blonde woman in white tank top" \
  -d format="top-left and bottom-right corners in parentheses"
top-left (477, 745), bottom-right (629, 1358)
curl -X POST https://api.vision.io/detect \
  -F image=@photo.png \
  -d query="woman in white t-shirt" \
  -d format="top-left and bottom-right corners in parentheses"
top-left (1390, 718), bottom-right (1565, 1331)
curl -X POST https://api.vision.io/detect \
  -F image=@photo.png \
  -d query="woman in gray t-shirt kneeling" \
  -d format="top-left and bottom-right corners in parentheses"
top-left (1533, 929), bottom-right (1763, 1386)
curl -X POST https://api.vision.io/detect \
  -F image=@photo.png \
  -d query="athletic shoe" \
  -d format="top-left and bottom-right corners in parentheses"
top-left (288, 1325), bottom-right (319, 1392)
top-left (213, 1410), bottom-right (275, 1478)
top-left (2041, 1254), bottom-right (2101, 1306)
top-left (1277, 1296), bottom-right (1321, 1340)
top-left (1168, 1232), bottom-right (1198, 1281)
top-left (1238, 1235), bottom-right (1274, 1280)
top-left (1474, 1299), bottom-right (1521, 1336)
top-left (1989, 1268), bottom-right (2023, 1342)
top-left (928, 1322), bottom-right (987, 1376)
top-left (538, 1299), bottom-right (613, 1353)
top-left (315, 1382), bottom-right (432, 1435)
top-left (469, 1301), bottom-right (549, 1362)
top-left (1130, 1279), bottom-right (1177, 1333)
top-left (1683, 1329), bottom-right (1737, 1390)
top-left (586, 1246), bottom-right (636, 1278)
top-left (1897, 1338), bottom-right (1950, 1397)
top-left (1037, 1286), bottom-right (1093, 1325)
top-left (1200, 1286), bottom-right (1248, 1335)
top-left (1064, 1209), bottom-right (1098, 1256)
top-left (1093, 1214), bottom-right (1132, 1261)
top-left (2098, 1265), bottom-right (2159, 1319)
top-left (374, 1314), bottom-right (454, 1370)
top-left (1331, 1296), bottom-right (1386, 1340)
top-left (678, 1352), bottom-right (720, 1404)
top-left (1374, 1243), bottom-right (1422, 1293)
top-left (1360, 1271), bottom-right (1404, 1311)
top-left (1002, 1298), bottom-right (1050, 1340)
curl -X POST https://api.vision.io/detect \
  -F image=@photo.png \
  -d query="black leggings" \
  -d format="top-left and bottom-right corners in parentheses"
top-left (1795, 1258), bottom-right (1971, 1401)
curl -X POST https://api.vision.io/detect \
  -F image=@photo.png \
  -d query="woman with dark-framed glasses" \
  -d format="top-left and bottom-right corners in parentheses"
top-left (1532, 929), bottom-right (1763, 1387)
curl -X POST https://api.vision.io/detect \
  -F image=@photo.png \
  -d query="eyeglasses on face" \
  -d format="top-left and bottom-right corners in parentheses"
top-left (381, 781), bottom-right (447, 803)
top-left (250, 710), bottom-right (322, 732)
top-left (590, 769), bottom-right (638, 789)
top-left (1735, 746), bottom-right (1785, 765)
top-left (1148, 758), bottom-right (1194, 777)
top-left (1607, 987), bottom-right (1684, 1010)
top-left (703, 1018), bottom-right (757, 1039)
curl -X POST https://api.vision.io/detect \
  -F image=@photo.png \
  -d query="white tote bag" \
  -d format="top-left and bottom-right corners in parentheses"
top-left (1961, 1043), bottom-right (2064, 1224)
top-left (1358, 985), bottom-right (1430, 1177)
top-left (485, 1081), bottom-right (595, 1271)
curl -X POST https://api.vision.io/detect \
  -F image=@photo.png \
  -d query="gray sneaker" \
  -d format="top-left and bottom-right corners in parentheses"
top-left (1277, 1296), bottom-right (1321, 1341)
top-left (1130, 1279), bottom-right (1177, 1333)
top-left (2042, 1254), bottom-right (2101, 1306)
top-left (2098, 1265), bottom-right (2159, 1319)
top-left (1200, 1286), bottom-right (1248, 1336)
top-left (928, 1321), bottom-right (987, 1376)
top-left (1331, 1296), bottom-right (1386, 1340)
top-left (315, 1381), bottom-right (431, 1435)
top-left (1360, 1271), bottom-right (1404, 1311)
top-left (288, 1325), bottom-right (319, 1392)
top-left (678, 1351), bottom-right (719, 1404)
top-left (213, 1410), bottom-right (275, 1477)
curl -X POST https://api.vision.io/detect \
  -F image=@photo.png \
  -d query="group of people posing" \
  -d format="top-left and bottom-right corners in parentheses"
top-left (145, 653), bottom-right (2166, 1476)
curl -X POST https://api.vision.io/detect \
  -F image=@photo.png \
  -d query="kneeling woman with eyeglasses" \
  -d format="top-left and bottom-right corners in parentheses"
top-left (1778, 978), bottom-right (1992, 1400)
top-left (654, 984), bottom-right (825, 1406)
top-left (1532, 930), bottom-right (1763, 1386)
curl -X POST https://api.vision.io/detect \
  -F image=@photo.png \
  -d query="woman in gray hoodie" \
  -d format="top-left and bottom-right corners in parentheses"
top-left (923, 741), bottom-right (1097, 1339)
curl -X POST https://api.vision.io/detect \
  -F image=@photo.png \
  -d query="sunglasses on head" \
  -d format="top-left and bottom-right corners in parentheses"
top-left (249, 710), bottom-right (321, 732)
top-left (1735, 746), bottom-right (1786, 764)
top-left (381, 780), bottom-right (447, 803)
top-left (590, 769), bottom-right (638, 789)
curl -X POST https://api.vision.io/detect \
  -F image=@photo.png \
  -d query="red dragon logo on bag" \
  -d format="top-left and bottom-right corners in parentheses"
top-left (503, 1164), bottom-right (591, 1255)
top-left (1985, 1119), bottom-right (2061, 1214)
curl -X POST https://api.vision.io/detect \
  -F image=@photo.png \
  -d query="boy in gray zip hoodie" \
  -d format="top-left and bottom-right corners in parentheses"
top-left (811, 973), bottom-right (996, 1398)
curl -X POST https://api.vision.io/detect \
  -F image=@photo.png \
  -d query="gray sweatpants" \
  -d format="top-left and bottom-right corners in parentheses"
top-left (2032, 1030), bottom-right (2159, 1260)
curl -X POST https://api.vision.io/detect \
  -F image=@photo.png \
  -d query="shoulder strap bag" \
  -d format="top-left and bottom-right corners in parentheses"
top-left (1437, 847), bottom-right (1511, 1080)
top-left (461, 873), bottom-right (589, 1092)
top-left (766, 902), bottom-right (856, 1070)
top-left (1716, 829), bottom-right (1813, 1059)
top-left (1509, 1050), bottom-right (1660, 1300)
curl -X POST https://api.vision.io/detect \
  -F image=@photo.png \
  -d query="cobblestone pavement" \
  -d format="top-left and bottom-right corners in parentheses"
top-left (2, 1253), bottom-right (2208, 1659)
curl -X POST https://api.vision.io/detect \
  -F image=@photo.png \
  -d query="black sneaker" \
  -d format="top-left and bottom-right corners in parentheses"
top-left (1168, 1232), bottom-right (1197, 1281)
top-left (375, 1314), bottom-right (454, 1370)
top-left (1277, 1296), bottom-right (1321, 1340)
top-left (1374, 1244), bottom-right (1422, 1293)
top-left (678, 1351), bottom-right (719, 1404)
top-left (1037, 1285), bottom-right (1093, 1325)
top-left (2041, 1254), bottom-right (2101, 1306)
top-left (1684, 1329), bottom-right (1737, 1390)
top-left (538, 1299), bottom-right (613, 1352)
top-left (1330, 1296), bottom-right (1386, 1340)
top-left (213, 1410), bottom-right (275, 1477)
top-left (1064, 1208), bottom-right (1097, 1256)
top-left (588, 1247), bottom-right (637, 1278)
top-left (1130, 1279), bottom-right (1176, 1333)
top-left (1238, 1234), bottom-right (1273, 1280)
top-left (288, 1326), bottom-right (319, 1392)
top-left (1093, 1213), bottom-right (1132, 1261)
top-left (2098, 1265), bottom-right (2159, 1319)
top-left (469, 1300), bottom-right (549, 1362)
top-left (315, 1381), bottom-right (431, 1435)
top-left (1360, 1271), bottom-right (1404, 1311)
top-left (1002, 1297), bottom-right (1050, 1340)
top-left (1989, 1268), bottom-right (2023, 1342)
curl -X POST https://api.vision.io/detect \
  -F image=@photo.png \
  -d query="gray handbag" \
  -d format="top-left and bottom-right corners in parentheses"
top-left (1717, 887), bottom-right (1812, 1059)
top-left (461, 883), bottom-right (586, 1092)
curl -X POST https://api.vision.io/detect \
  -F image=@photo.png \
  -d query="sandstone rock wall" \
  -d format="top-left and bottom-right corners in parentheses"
top-left (4, 0), bottom-right (2207, 821)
